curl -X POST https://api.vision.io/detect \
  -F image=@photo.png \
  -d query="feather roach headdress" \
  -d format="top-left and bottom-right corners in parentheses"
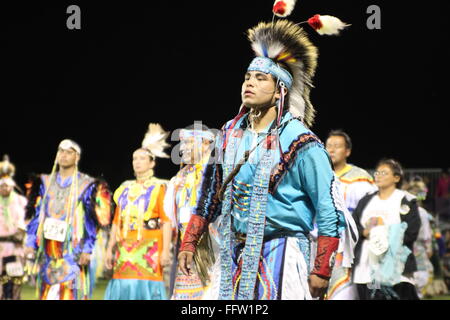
top-left (247, 19), bottom-right (318, 127)
top-left (242, 1), bottom-right (350, 128)
top-left (141, 123), bottom-right (171, 159)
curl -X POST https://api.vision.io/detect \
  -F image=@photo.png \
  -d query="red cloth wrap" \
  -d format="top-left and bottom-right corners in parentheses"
top-left (179, 214), bottom-right (207, 253)
top-left (311, 236), bottom-right (339, 279)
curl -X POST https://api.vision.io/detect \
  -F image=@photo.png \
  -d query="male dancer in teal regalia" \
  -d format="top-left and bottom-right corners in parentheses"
top-left (178, 18), bottom-right (356, 300)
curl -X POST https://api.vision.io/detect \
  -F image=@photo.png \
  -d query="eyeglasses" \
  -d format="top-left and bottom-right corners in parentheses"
top-left (374, 171), bottom-right (391, 176)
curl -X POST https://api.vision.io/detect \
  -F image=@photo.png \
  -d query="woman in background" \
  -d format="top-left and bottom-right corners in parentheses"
top-left (352, 159), bottom-right (421, 300)
top-left (104, 124), bottom-right (172, 300)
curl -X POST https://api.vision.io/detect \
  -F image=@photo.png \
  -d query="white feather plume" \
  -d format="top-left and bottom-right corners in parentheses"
top-left (314, 15), bottom-right (350, 35)
top-left (0, 154), bottom-right (15, 178)
top-left (273, 0), bottom-right (297, 18)
top-left (141, 123), bottom-right (170, 159)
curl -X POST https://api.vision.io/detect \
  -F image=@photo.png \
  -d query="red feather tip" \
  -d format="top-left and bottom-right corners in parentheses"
top-left (307, 14), bottom-right (323, 30)
top-left (273, 1), bottom-right (287, 16)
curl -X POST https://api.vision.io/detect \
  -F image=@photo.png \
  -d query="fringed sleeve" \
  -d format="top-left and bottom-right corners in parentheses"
top-left (297, 140), bottom-right (343, 279)
top-left (194, 163), bottom-right (223, 223)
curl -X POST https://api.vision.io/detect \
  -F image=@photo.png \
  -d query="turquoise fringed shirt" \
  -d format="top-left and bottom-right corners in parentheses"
top-left (196, 111), bottom-right (346, 239)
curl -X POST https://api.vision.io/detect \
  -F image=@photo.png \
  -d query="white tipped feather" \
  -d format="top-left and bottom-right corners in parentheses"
top-left (316, 15), bottom-right (350, 35)
top-left (272, 0), bottom-right (297, 18)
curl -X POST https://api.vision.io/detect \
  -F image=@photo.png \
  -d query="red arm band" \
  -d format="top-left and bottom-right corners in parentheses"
top-left (311, 236), bottom-right (339, 279)
top-left (179, 215), bottom-right (207, 253)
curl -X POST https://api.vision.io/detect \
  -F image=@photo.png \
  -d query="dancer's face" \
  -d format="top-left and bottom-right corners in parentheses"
top-left (326, 136), bottom-right (351, 167)
top-left (374, 164), bottom-right (400, 190)
top-left (181, 137), bottom-right (212, 164)
top-left (57, 148), bottom-right (79, 169)
top-left (133, 149), bottom-right (155, 176)
top-left (0, 183), bottom-right (12, 197)
top-left (181, 137), bottom-right (198, 164)
top-left (241, 71), bottom-right (280, 110)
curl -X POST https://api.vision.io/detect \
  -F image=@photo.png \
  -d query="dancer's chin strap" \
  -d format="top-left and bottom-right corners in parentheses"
top-left (276, 82), bottom-right (286, 127)
top-left (275, 82), bottom-right (286, 157)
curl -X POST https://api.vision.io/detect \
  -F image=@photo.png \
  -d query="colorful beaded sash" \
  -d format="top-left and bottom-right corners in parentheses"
top-left (219, 127), bottom-right (278, 300)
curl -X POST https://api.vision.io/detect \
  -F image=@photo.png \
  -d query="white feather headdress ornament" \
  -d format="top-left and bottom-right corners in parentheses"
top-left (307, 14), bottom-right (350, 35)
top-left (141, 123), bottom-right (171, 159)
top-left (0, 155), bottom-right (16, 187)
top-left (0, 155), bottom-right (15, 177)
top-left (273, 0), bottom-right (297, 18)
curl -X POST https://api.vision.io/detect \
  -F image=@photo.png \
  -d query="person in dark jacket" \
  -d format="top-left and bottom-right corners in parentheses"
top-left (352, 158), bottom-right (421, 299)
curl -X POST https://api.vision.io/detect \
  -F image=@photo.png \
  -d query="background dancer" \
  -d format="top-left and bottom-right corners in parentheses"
top-left (0, 155), bottom-right (27, 300)
top-left (104, 123), bottom-right (172, 300)
top-left (24, 139), bottom-right (113, 300)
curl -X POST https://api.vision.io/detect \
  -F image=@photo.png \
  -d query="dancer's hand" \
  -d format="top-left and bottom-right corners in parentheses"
top-left (161, 250), bottom-right (171, 268)
top-left (309, 274), bottom-right (329, 299)
top-left (105, 248), bottom-right (114, 270)
top-left (178, 251), bottom-right (194, 276)
top-left (79, 253), bottom-right (91, 266)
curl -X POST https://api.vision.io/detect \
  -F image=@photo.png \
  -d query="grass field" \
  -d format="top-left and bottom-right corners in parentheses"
top-left (20, 280), bottom-right (450, 300)
top-left (21, 279), bottom-right (109, 300)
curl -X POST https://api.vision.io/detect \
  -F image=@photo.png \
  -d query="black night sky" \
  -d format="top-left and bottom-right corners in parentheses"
top-left (1, 0), bottom-right (449, 191)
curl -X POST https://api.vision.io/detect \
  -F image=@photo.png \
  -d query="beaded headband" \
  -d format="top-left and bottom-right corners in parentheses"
top-left (247, 57), bottom-right (293, 89)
